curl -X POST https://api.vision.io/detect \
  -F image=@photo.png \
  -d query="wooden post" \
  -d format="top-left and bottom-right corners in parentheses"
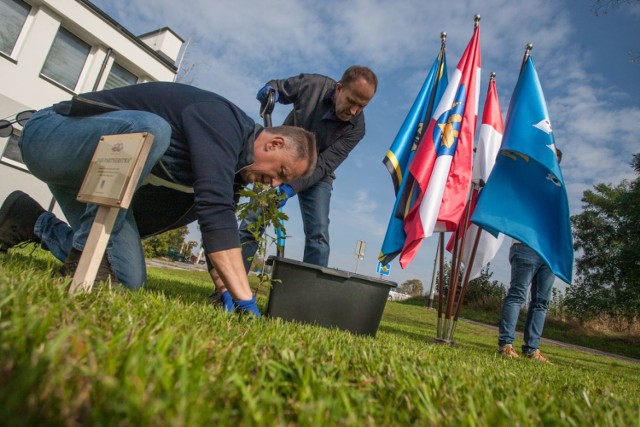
top-left (69, 132), bottom-right (153, 294)
top-left (68, 206), bottom-right (119, 294)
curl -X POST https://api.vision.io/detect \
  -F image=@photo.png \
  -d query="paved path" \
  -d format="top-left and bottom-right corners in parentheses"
top-left (146, 258), bottom-right (208, 272)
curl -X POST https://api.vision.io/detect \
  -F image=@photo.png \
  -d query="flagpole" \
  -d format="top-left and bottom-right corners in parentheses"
top-left (437, 14), bottom-right (481, 343)
top-left (447, 181), bottom-right (482, 340)
top-left (436, 232), bottom-right (446, 339)
top-left (414, 31), bottom-right (447, 149)
top-left (520, 43), bottom-right (533, 74)
top-left (448, 218), bottom-right (482, 340)
top-left (404, 30), bottom-right (448, 204)
top-left (443, 224), bottom-right (460, 341)
top-left (444, 182), bottom-right (475, 341)
top-left (425, 32), bottom-right (448, 316)
top-left (427, 238), bottom-right (439, 308)
top-left (451, 175), bottom-right (476, 294)
top-left (446, 71), bottom-right (497, 341)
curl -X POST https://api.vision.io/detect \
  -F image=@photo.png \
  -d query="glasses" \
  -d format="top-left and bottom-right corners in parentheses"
top-left (0, 110), bottom-right (35, 138)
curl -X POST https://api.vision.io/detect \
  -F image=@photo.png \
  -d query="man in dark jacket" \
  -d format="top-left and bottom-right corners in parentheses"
top-left (0, 82), bottom-right (316, 315)
top-left (238, 65), bottom-right (377, 270)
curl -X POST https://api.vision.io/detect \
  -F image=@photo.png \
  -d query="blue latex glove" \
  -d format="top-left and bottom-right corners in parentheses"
top-left (220, 290), bottom-right (235, 312)
top-left (234, 296), bottom-right (261, 316)
top-left (256, 85), bottom-right (278, 103)
top-left (277, 184), bottom-right (295, 208)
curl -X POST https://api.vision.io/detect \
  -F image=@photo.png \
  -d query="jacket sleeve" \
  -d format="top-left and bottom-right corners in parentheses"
top-left (181, 101), bottom-right (244, 253)
top-left (267, 75), bottom-right (303, 105)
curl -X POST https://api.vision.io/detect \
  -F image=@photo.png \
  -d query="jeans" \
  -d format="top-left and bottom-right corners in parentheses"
top-left (498, 243), bottom-right (556, 354)
top-left (239, 180), bottom-right (332, 270)
top-left (20, 107), bottom-right (172, 289)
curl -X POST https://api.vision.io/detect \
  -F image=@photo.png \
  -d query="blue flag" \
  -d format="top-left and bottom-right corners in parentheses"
top-left (379, 49), bottom-right (448, 265)
top-left (471, 56), bottom-right (573, 283)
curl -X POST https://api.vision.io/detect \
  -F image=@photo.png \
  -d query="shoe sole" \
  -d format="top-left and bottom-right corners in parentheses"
top-left (0, 190), bottom-right (28, 226)
top-left (0, 190), bottom-right (30, 252)
top-left (498, 352), bottom-right (520, 359)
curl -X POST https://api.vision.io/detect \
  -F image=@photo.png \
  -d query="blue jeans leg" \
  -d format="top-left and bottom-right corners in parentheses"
top-left (20, 107), bottom-right (172, 289)
top-left (34, 211), bottom-right (73, 263)
top-left (298, 181), bottom-right (331, 267)
top-left (522, 261), bottom-right (554, 354)
top-left (498, 244), bottom-right (536, 347)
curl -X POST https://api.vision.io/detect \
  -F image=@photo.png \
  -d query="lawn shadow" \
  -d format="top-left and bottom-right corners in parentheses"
top-left (1, 249), bottom-right (63, 278)
top-left (377, 323), bottom-right (435, 344)
top-left (145, 276), bottom-right (214, 306)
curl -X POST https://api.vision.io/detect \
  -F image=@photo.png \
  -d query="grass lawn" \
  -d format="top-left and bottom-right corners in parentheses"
top-left (1, 249), bottom-right (639, 426)
top-left (403, 299), bottom-right (640, 361)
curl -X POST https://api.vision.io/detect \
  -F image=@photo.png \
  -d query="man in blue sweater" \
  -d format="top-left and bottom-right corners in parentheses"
top-left (0, 82), bottom-right (317, 315)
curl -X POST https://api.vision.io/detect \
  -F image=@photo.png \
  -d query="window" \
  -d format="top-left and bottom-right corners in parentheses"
top-left (1, 133), bottom-right (27, 171)
top-left (40, 27), bottom-right (90, 90)
top-left (104, 62), bottom-right (138, 90)
top-left (0, 0), bottom-right (31, 56)
top-left (0, 110), bottom-right (32, 171)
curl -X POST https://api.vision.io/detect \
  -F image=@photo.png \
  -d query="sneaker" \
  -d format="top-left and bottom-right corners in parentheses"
top-left (525, 349), bottom-right (551, 363)
top-left (498, 344), bottom-right (520, 358)
top-left (61, 247), bottom-right (117, 284)
top-left (0, 191), bottom-right (45, 252)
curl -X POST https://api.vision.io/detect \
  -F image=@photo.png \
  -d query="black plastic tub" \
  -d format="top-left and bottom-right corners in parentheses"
top-left (265, 256), bottom-right (397, 336)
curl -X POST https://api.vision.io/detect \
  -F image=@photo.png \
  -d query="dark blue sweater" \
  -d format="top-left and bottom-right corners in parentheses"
top-left (55, 82), bottom-right (261, 252)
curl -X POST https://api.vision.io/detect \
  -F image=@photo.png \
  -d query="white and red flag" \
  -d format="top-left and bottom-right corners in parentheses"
top-left (400, 25), bottom-right (481, 268)
top-left (447, 76), bottom-right (504, 279)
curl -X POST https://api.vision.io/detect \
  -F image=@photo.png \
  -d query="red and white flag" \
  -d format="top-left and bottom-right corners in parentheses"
top-left (400, 25), bottom-right (481, 268)
top-left (447, 77), bottom-right (504, 279)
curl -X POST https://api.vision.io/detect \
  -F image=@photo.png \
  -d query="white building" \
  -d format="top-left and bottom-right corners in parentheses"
top-left (0, 0), bottom-right (184, 213)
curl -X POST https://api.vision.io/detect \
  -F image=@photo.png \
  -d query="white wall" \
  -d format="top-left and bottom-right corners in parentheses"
top-left (0, 0), bottom-right (181, 216)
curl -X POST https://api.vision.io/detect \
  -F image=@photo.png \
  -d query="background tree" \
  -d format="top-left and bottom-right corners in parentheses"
top-left (397, 279), bottom-right (423, 297)
top-left (142, 226), bottom-right (190, 259)
top-left (463, 264), bottom-right (507, 310)
top-left (565, 153), bottom-right (640, 326)
top-left (591, 0), bottom-right (640, 63)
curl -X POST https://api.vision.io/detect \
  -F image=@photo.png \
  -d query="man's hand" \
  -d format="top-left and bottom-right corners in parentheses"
top-left (235, 296), bottom-right (261, 316)
top-left (209, 290), bottom-right (235, 311)
top-left (256, 85), bottom-right (278, 104)
top-left (220, 290), bottom-right (234, 311)
top-left (277, 184), bottom-right (295, 208)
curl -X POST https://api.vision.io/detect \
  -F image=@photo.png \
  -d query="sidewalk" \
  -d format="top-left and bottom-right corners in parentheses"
top-left (146, 258), bottom-right (208, 272)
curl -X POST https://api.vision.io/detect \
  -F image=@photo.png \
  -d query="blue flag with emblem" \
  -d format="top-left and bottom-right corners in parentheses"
top-left (378, 48), bottom-right (448, 265)
top-left (471, 56), bottom-right (573, 283)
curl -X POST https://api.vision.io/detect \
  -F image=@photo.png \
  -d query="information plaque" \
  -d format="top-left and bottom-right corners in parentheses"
top-left (77, 132), bottom-right (154, 208)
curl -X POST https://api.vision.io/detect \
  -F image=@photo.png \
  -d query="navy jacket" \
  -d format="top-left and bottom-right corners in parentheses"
top-left (53, 82), bottom-right (261, 253)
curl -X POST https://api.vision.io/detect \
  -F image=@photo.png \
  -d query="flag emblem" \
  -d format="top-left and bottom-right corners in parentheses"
top-left (436, 97), bottom-right (465, 151)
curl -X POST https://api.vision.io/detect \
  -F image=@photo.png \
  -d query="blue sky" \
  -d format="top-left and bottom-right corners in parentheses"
top-left (92, 0), bottom-right (640, 291)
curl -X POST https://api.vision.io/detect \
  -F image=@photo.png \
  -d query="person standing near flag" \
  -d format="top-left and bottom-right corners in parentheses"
top-left (498, 148), bottom-right (563, 363)
top-left (238, 66), bottom-right (378, 269)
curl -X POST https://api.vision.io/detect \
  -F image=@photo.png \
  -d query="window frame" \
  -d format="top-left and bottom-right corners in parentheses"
top-left (1, 130), bottom-right (29, 172)
top-left (0, 0), bottom-right (33, 60)
top-left (103, 61), bottom-right (139, 90)
top-left (39, 26), bottom-right (92, 92)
